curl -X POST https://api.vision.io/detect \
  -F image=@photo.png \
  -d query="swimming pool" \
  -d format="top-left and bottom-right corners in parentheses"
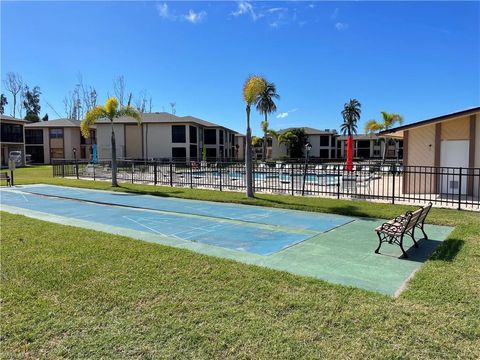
top-left (192, 170), bottom-right (340, 184)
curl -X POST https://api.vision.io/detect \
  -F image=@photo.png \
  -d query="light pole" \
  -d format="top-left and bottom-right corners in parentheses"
top-left (301, 142), bottom-right (312, 196)
top-left (73, 147), bottom-right (79, 179)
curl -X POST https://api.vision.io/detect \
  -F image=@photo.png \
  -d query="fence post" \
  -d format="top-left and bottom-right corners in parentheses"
top-left (458, 167), bottom-right (462, 210)
top-left (154, 162), bottom-right (157, 185)
top-left (75, 159), bottom-right (79, 180)
top-left (219, 165), bottom-right (223, 191)
top-left (131, 162), bottom-right (134, 184)
top-left (337, 166), bottom-right (340, 199)
top-left (391, 165), bottom-right (396, 205)
top-left (93, 163), bottom-right (96, 181)
top-left (62, 162), bottom-right (65, 178)
top-left (190, 163), bottom-right (193, 189)
top-left (169, 162), bottom-right (173, 187)
top-left (291, 165), bottom-right (294, 196)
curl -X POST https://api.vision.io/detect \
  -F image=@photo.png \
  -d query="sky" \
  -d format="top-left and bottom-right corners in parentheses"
top-left (1, 1), bottom-right (479, 135)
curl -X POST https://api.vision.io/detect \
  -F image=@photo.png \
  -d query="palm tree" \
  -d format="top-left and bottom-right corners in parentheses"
top-left (255, 82), bottom-right (280, 160)
top-left (340, 99), bottom-right (361, 170)
top-left (260, 120), bottom-right (278, 160)
top-left (278, 130), bottom-right (298, 157)
top-left (364, 111), bottom-right (403, 162)
top-left (81, 97), bottom-right (141, 187)
top-left (243, 75), bottom-right (266, 198)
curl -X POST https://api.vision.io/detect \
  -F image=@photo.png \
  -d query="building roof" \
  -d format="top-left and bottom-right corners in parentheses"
top-left (278, 127), bottom-right (337, 135)
top-left (336, 134), bottom-right (379, 140)
top-left (25, 118), bottom-right (85, 128)
top-left (378, 106), bottom-right (480, 138)
top-left (0, 115), bottom-right (28, 123)
top-left (94, 112), bottom-right (237, 133)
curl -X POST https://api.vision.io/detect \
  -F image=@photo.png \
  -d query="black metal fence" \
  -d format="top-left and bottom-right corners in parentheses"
top-left (52, 159), bottom-right (480, 211)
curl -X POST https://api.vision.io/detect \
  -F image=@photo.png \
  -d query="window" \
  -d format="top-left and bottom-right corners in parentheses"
top-left (172, 147), bottom-right (186, 159)
top-left (330, 149), bottom-right (337, 159)
top-left (190, 145), bottom-right (197, 159)
top-left (50, 148), bottom-right (64, 159)
top-left (26, 146), bottom-right (44, 163)
top-left (49, 128), bottom-right (63, 139)
top-left (320, 135), bottom-right (330, 147)
top-left (172, 125), bottom-right (186, 143)
top-left (205, 148), bottom-right (216, 159)
top-left (25, 129), bottom-right (43, 144)
top-left (1, 123), bottom-right (23, 143)
top-left (219, 130), bottom-right (224, 145)
top-left (204, 129), bottom-right (216, 144)
top-left (189, 126), bottom-right (197, 143)
top-left (319, 149), bottom-right (329, 158)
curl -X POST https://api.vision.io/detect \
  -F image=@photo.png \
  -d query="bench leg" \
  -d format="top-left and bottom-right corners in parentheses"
top-left (374, 232), bottom-right (383, 254)
top-left (409, 228), bottom-right (419, 248)
top-left (419, 223), bottom-right (428, 240)
top-left (399, 235), bottom-right (408, 258)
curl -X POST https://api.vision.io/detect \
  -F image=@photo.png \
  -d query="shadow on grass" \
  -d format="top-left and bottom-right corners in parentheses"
top-left (429, 238), bottom-right (464, 262)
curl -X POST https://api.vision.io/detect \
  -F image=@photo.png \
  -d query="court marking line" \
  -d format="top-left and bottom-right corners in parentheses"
top-left (6, 188), bottom-right (324, 236)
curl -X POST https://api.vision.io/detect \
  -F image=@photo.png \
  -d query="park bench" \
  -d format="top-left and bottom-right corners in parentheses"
top-left (374, 202), bottom-right (432, 258)
top-left (0, 172), bottom-right (11, 186)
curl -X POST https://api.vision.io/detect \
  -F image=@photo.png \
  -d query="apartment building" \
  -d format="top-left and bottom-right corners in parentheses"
top-left (336, 134), bottom-right (403, 160)
top-left (94, 112), bottom-right (238, 161)
top-left (1, 115), bottom-right (26, 167)
top-left (25, 119), bottom-right (96, 164)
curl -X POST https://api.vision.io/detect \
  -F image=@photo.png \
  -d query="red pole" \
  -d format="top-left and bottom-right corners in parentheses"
top-left (345, 136), bottom-right (353, 171)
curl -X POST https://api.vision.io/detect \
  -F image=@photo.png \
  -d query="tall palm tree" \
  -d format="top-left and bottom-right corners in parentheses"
top-left (340, 99), bottom-right (361, 170)
top-left (243, 75), bottom-right (266, 198)
top-left (81, 97), bottom-right (141, 187)
top-left (255, 82), bottom-right (280, 160)
top-left (364, 111), bottom-right (403, 162)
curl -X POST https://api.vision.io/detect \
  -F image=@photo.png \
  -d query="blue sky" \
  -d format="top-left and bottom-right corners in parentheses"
top-left (1, 1), bottom-right (479, 135)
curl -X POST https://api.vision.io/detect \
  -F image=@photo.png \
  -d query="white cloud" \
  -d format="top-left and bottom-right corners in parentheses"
top-left (156, 3), bottom-right (206, 24)
top-left (157, 3), bottom-right (172, 19)
top-left (335, 22), bottom-right (349, 31)
top-left (267, 7), bottom-right (284, 13)
top-left (276, 108), bottom-right (298, 119)
top-left (308, 3), bottom-right (316, 9)
top-left (331, 8), bottom-right (339, 20)
top-left (184, 10), bottom-right (206, 24)
top-left (232, 1), bottom-right (259, 21)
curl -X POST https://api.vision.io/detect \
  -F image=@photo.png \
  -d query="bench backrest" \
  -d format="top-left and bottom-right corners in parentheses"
top-left (0, 173), bottom-right (10, 179)
top-left (417, 203), bottom-right (432, 224)
top-left (404, 208), bottom-right (423, 232)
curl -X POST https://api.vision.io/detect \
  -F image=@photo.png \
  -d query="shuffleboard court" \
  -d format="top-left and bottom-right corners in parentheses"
top-left (0, 184), bottom-right (353, 255)
top-left (0, 184), bottom-right (454, 295)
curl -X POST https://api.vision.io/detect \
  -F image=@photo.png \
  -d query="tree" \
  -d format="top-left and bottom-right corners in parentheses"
top-left (260, 120), bottom-right (278, 160)
top-left (278, 128), bottom-right (306, 158)
top-left (243, 75), bottom-right (267, 198)
top-left (340, 99), bottom-right (361, 170)
top-left (81, 97), bottom-right (141, 187)
top-left (251, 136), bottom-right (263, 148)
top-left (113, 76), bottom-right (126, 106)
top-left (0, 94), bottom-right (8, 115)
top-left (255, 82), bottom-right (280, 160)
top-left (364, 111), bottom-right (403, 162)
top-left (42, 113), bottom-right (49, 121)
top-left (23, 85), bottom-right (41, 122)
top-left (3, 72), bottom-right (23, 118)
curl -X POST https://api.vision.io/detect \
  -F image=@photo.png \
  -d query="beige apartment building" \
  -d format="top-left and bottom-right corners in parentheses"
top-left (380, 107), bottom-right (479, 197)
top-left (1, 115), bottom-right (26, 167)
top-left (25, 119), bottom-right (96, 164)
top-left (95, 112), bottom-right (239, 161)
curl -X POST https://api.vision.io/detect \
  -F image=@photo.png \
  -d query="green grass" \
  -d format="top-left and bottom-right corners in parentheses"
top-left (1, 166), bottom-right (480, 358)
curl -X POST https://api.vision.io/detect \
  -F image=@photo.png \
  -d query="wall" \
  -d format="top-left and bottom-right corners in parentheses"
top-left (125, 124), bottom-right (143, 159)
top-left (144, 123), bottom-right (172, 159)
top-left (97, 123), bottom-right (125, 159)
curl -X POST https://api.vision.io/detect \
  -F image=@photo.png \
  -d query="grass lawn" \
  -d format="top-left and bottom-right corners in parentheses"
top-left (1, 165), bottom-right (480, 358)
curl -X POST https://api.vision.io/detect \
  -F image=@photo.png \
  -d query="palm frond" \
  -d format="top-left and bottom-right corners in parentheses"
top-left (81, 106), bottom-right (107, 138)
top-left (243, 76), bottom-right (266, 105)
top-left (364, 119), bottom-right (384, 134)
top-left (117, 106), bottom-right (142, 124)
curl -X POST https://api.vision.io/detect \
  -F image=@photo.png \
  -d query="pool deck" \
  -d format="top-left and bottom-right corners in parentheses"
top-left (0, 184), bottom-right (453, 296)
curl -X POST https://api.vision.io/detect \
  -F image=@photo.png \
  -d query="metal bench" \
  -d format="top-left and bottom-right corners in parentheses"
top-left (374, 203), bottom-right (432, 258)
top-left (0, 172), bottom-right (11, 186)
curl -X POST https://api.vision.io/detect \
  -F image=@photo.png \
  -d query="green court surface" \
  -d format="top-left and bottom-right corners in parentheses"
top-left (1, 185), bottom-right (453, 296)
